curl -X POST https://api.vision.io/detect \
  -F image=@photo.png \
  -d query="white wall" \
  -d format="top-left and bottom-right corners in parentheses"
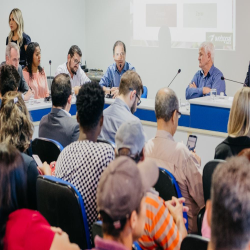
top-left (85, 0), bottom-right (250, 100)
top-left (0, 0), bottom-right (86, 77)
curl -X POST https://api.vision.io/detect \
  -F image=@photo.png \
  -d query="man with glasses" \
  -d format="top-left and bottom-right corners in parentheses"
top-left (99, 41), bottom-right (135, 98)
top-left (99, 70), bottom-right (143, 143)
top-left (145, 88), bottom-right (204, 234)
top-left (55, 45), bottom-right (90, 95)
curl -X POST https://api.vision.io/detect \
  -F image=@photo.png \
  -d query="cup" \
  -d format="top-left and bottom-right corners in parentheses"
top-left (210, 89), bottom-right (217, 100)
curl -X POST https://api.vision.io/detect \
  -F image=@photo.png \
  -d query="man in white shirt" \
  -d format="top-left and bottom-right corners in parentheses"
top-left (55, 45), bottom-right (90, 95)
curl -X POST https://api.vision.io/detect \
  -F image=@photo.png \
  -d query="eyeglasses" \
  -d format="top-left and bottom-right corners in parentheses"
top-left (71, 57), bottom-right (82, 66)
top-left (129, 88), bottom-right (141, 106)
top-left (114, 52), bottom-right (125, 58)
top-left (172, 109), bottom-right (182, 119)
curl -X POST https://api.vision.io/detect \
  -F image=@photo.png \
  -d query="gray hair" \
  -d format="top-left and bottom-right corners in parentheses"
top-left (199, 41), bottom-right (215, 63)
top-left (5, 42), bottom-right (20, 58)
top-left (155, 88), bottom-right (179, 122)
top-left (211, 156), bottom-right (250, 250)
top-left (113, 41), bottom-right (126, 55)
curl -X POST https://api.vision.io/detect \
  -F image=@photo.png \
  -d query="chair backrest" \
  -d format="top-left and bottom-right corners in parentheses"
top-left (97, 138), bottom-right (115, 149)
top-left (32, 137), bottom-right (63, 163)
top-left (203, 159), bottom-right (226, 204)
top-left (181, 234), bottom-right (209, 250)
top-left (141, 86), bottom-right (148, 99)
top-left (36, 175), bottom-right (91, 249)
top-left (154, 168), bottom-right (188, 230)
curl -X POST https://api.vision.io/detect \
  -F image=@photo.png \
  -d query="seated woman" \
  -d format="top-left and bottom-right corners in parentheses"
top-left (23, 42), bottom-right (49, 99)
top-left (0, 143), bottom-right (80, 250)
top-left (215, 87), bottom-right (250, 160)
top-left (0, 91), bottom-right (50, 209)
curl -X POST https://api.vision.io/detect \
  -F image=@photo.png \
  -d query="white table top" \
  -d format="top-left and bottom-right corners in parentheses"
top-left (188, 96), bottom-right (233, 109)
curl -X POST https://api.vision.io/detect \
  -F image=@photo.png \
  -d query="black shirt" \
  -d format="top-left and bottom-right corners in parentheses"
top-left (214, 136), bottom-right (250, 160)
top-left (6, 32), bottom-right (31, 68)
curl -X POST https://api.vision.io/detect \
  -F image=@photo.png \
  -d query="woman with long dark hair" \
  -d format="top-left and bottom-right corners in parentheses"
top-left (0, 143), bottom-right (80, 250)
top-left (23, 42), bottom-right (49, 99)
top-left (6, 8), bottom-right (31, 68)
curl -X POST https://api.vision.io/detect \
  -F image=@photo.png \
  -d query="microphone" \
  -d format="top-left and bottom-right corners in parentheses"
top-left (221, 76), bottom-right (244, 85)
top-left (168, 69), bottom-right (181, 88)
top-left (49, 60), bottom-right (52, 91)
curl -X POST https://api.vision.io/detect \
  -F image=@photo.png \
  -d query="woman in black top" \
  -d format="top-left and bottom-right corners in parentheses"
top-left (6, 8), bottom-right (31, 68)
top-left (215, 88), bottom-right (250, 160)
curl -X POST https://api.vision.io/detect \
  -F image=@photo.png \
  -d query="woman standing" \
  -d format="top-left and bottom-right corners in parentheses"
top-left (23, 42), bottom-right (49, 99)
top-left (6, 8), bottom-right (31, 68)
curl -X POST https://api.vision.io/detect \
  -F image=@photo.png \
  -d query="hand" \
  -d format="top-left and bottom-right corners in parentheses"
top-left (189, 82), bottom-right (197, 88)
top-left (73, 86), bottom-right (81, 96)
top-left (23, 88), bottom-right (34, 101)
top-left (191, 150), bottom-right (201, 165)
top-left (111, 87), bottom-right (119, 98)
top-left (37, 161), bottom-right (52, 176)
top-left (203, 87), bottom-right (211, 95)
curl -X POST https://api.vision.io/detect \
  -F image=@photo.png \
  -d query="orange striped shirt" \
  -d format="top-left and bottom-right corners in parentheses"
top-left (138, 192), bottom-right (181, 250)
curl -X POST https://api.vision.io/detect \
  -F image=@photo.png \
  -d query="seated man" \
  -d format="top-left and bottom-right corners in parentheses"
top-left (207, 156), bottom-right (250, 250)
top-left (145, 88), bottom-right (204, 233)
top-left (99, 70), bottom-right (143, 143)
top-left (185, 42), bottom-right (226, 100)
top-left (115, 121), bottom-right (187, 249)
top-left (93, 156), bottom-right (158, 249)
top-left (99, 41), bottom-right (135, 98)
top-left (55, 45), bottom-right (90, 95)
top-left (39, 73), bottom-right (79, 147)
top-left (55, 82), bottom-right (115, 240)
top-left (244, 62), bottom-right (250, 87)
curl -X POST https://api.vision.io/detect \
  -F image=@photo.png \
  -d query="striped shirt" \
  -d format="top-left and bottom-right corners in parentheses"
top-left (138, 192), bottom-right (181, 250)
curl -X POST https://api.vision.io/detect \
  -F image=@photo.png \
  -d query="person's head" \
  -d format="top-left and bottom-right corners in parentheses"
top-left (155, 88), bottom-right (180, 135)
top-left (8, 9), bottom-right (24, 46)
top-left (26, 42), bottom-right (43, 79)
top-left (0, 65), bottom-right (20, 97)
top-left (0, 143), bottom-right (27, 248)
top-left (0, 91), bottom-right (33, 152)
top-left (118, 70), bottom-right (143, 114)
top-left (115, 121), bottom-right (145, 163)
top-left (97, 156), bottom-right (158, 244)
top-left (67, 45), bottom-right (82, 75)
top-left (51, 73), bottom-right (72, 110)
top-left (76, 82), bottom-right (104, 138)
top-left (207, 156), bottom-right (250, 250)
top-left (5, 42), bottom-right (20, 70)
top-left (113, 41), bottom-right (126, 70)
top-left (198, 42), bottom-right (214, 70)
top-left (228, 88), bottom-right (250, 137)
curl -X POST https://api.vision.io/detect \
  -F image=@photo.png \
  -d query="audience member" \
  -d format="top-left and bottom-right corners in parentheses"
top-left (0, 143), bottom-right (80, 250)
top-left (100, 40), bottom-right (135, 98)
top-left (6, 8), bottom-right (31, 68)
top-left (0, 91), bottom-right (50, 209)
top-left (186, 42), bottom-right (226, 100)
top-left (39, 73), bottom-right (79, 147)
top-left (23, 42), bottom-right (49, 99)
top-left (55, 45), bottom-right (90, 95)
top-left (93, 156), bottom-right (158, 250)
top-left (115, 121), bottom-right (187, 249)
top-left (206, 156), bottom-right (250, 250)
top-left (215, 88), bottom-right (250, 160)
top-left (145, 88), bottom-right (204, 233)
top-left (55, 82), bottom-right (115, 239)
top-left (99, 70), bottom-right (143, 143)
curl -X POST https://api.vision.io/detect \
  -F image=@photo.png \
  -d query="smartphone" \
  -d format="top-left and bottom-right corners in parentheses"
top-left (187, 135), bottom-right (197, 151)
top-left (32, 154), bottom-right (43, 166)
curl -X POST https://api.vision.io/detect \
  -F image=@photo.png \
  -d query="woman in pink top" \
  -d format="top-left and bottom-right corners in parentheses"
top-left (23, 42), bottom-right (49, 99)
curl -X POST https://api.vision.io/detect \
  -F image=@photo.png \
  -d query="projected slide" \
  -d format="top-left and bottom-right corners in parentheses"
top-left (130, 0), bottom-right (236, 50)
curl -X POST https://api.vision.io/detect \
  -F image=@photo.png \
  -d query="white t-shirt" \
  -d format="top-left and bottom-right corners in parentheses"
top-left (55, 63), bottom-right (91, 88)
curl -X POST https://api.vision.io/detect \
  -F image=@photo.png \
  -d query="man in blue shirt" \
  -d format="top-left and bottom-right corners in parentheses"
top-left (99, 41), bottom-right (135, 98)
top-left (186, 42), bottom-right (226, 100)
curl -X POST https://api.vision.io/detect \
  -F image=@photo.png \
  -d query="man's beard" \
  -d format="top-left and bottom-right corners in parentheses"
top-left (130, 98), bottom-right (137, 114)
top-left (69, 61), bottom-right (77, 75)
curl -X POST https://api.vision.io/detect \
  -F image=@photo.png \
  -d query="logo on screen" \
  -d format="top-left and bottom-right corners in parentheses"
top-left (206, 32), bottom-right (233, 49)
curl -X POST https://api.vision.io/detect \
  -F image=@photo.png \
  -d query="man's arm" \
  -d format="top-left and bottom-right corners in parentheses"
top-left (185, 73), bottom-right (203, 100)
top-left (80, 68), bottom-right (91, 85)
top-left (71, 123), bottom-right (80, 143)
top-left (211, 72), bottom-right (226, 95)
top-left (99, 67), bottom-right (112, 88)
top-left (18, 65), bottom-right (29, 92)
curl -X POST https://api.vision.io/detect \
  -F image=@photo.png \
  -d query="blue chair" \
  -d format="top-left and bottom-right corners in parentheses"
top-left (32, 137), bottom-right (64, 163)
top-left (154, 167), bottom-right (188, 230)
top-left (141, 86), bottom-right (148, 99)
top-left (36, 175), bottom-right (91, 249)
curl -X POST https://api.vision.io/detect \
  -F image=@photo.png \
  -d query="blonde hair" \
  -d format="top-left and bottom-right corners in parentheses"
top-left (228, 88), bottom-right (250, 136)
top-left (0, 92), bottom-right (33, 152)
top-left (8, 8), bottom-right (24, 47)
